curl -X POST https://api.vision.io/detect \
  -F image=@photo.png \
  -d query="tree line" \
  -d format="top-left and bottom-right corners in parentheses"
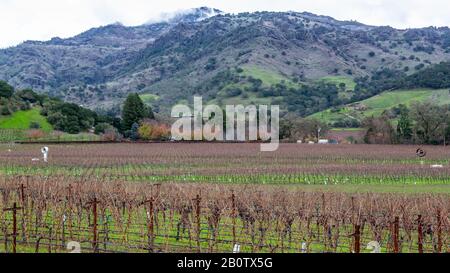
top-left (363, 101), bottom-right (450, 145)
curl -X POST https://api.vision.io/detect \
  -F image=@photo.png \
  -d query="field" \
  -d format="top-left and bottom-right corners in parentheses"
top-left (241, 66), bottom-right (293, 86)
top-left (318, 76), bottom-right (356, 91)
top-left (0, 143), bottom-right (448, 253)
top-left (0, 108), bottom-right (53, 132)
top-left (311, 88), bottom-right (450, 125)
top-left (139, 94), bottom-right (160, 104)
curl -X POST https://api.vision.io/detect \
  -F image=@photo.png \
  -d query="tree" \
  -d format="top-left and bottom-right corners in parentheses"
top-left (362, 115), bottom-right (395, 144)
top-left (121, 93), bottom-right (149, 131)
top-left (0, 106), bottom-right (11, 115)
top-left (101, 127), bottom-right (121, 142)
top-left (0, 81), bottom-right (14, 98)
top-left (279, 118), bottom-right (294, 140)
top-left (16, 89), bottom-right (41, 103)
top-left (44, 102), bottom-right (97, 134)
top-left (410, 102), bottom-right (449, 144)
top-left (94, 123), bottom-right (113, 135)
top-left (286, 118), bottom-right (328, 142)
top-left (396, 105), bottom-right (412, 143)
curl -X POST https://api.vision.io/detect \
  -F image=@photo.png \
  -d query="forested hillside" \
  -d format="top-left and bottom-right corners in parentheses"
top-left (1, 7), bottom-right (450, 116)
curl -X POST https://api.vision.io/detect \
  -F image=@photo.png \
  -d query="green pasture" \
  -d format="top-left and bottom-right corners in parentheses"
top-left (0, 108), bottom-right (52, 132)
top-left (310, 88), bottom-right (450, 124)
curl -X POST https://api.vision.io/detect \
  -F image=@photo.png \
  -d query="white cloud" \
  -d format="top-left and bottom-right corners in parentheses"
top-left (1, 0), bottom-right (449, 48)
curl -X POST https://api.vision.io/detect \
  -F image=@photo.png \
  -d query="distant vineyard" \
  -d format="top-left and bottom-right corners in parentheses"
top-left (1, 143), bottom-right (450, 187)
top-left (0, 129), bottom-right (101, 143)
top-left (0, 129), bottom-right (26, 142)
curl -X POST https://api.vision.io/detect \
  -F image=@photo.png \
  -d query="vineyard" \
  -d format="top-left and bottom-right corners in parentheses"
top-left (0, 143), bottom-right (448, 253)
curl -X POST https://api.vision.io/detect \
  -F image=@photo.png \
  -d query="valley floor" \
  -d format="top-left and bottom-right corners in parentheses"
top-left (0, 143), bottom-right (448, 253)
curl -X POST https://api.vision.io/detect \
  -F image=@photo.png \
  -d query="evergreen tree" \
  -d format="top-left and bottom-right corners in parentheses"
top-left (0, 81), bottom-right (14, 98)
top-left (121, 93), bottom-right (148, 131)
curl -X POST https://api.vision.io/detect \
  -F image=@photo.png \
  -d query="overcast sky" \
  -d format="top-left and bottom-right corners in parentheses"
top-left (1, 0), bottom-right (450, 48)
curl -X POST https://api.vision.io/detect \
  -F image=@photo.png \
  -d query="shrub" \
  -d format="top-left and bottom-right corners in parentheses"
top-left (101, 128), bottom-right (121, 142)
top-left (138, 123), bottom-right (153, 140)
top-left (0, 106), bottom-right (11, 115)
top-left (29, 122), bottom-right (41, 129)
top-left (94, 123), bottom-right (112, 134)
top-left (138, 121), bottom-right (171, 141)
top-left (26, 129), bottom-right (45, 140)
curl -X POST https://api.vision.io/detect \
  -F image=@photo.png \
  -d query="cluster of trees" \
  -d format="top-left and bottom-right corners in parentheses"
top-left (283, 83), bottom-right (342, 116)
top-left (280, 115), bottom-right (328, 142)
top-left (0, 82), bottom-right (170, 141)
top-left (1, 81), bottom-right (117, 134)
top-left (120, 93), bottom-right (170, 141)
top-left (363, 102), bottom-right (450, 145)
top-left (7, 81), bottom-right (172, 141)
top-left (353, 62), bottom-right (450, 102)
top-left (42, 100), bottom-right (102, 134)
top-left (199, 69), bottom-right (345, 118)
top-left (405, 62), bottom-right (450, 89)
top-left (352, 69), bottom-right (406, 102)
top-left (0, 81), bottom-right (41, 115)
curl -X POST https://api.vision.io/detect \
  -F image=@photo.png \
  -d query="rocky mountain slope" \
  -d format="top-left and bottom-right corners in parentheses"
top-left (1, 7), bottom-right (450, 114)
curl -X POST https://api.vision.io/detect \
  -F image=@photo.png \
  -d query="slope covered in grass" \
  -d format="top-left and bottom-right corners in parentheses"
top-left (310, 89), bottom-right (450, 125)
top-left (139, 93), bottom-right (160, 104)
top-left (0, 108), bottom-right (53, 132)
top-left (318, 76), bottom-right (356, 91)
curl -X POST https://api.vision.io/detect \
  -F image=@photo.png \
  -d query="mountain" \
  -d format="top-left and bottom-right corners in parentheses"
top-left (1, 7), bottom-right (450, 115)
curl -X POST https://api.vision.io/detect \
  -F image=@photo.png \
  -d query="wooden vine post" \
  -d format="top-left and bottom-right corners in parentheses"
top-left (231, 193), bottom-right (236, 245)
top-left (19, 183), bottom-right (27, 242)
top-left (194, 194), bottom-right (202, 253)
top-left (353, 224), bottom-right (361, 253)
top-left (393, 217), bottom-right (399, 253)
top-left (3, 202), bottom-right (23, 253)
top-left (436, 209), bottom-right (442, 253)
top-left (144, 197), bottom-right (155, 253)
top-left (417, 215), bottom-right (423, 253)
top-left (87, 198), bottom-right (100, 253)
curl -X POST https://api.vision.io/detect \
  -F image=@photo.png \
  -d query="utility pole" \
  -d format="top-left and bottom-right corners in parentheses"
top-left (317, 127), bottom-right (321, 143)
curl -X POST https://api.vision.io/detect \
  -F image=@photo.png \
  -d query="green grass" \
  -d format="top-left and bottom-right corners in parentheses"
top-left (0, 108), bottom-right (102, 142)
top-left (207, 65), bottom-right (300, 106)
top-left (139, 93), bottom-right (160, 104)
top-left (318, 76), bottom-right (356, 91)
top-left (241, 65), bottom-right (302, 88)
top-left (241, 66), bottom-right (288, 86)
top-left (310, 88), bottom-right (450, 125)
top-left (0, 108), bottom-right (52, 132)
top-left (210, 91), bottom-right (281, 106)
top-left (1, 164), bottom-right (448, 194)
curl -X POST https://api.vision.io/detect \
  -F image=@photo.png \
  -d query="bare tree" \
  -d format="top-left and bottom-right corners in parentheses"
top-left (410, 102), bottom-right (449, 144)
